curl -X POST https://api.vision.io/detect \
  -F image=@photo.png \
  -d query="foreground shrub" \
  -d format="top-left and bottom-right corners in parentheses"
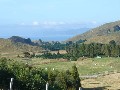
top-left (0, 58), bottom-right (81, 90)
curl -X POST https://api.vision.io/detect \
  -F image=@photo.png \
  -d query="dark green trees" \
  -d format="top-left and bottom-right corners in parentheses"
top-left (104, 44), bottom-right (111, 57)
top-left (79, 43), bottom-right (86, 57)
top-left (71, 64), bottom-right (81, 90)
top-left (115, 45), bottom-right (120, 57)
top-left (66, 42), bottom-right (120, 60)
top-left (23, 52), bottom-right (31, 58)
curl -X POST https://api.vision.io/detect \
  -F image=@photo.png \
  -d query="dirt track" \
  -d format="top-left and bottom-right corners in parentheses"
top-left (81, 73), bottom-right (120, 90)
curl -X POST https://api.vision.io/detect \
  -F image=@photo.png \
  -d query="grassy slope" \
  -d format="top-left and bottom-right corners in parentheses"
top-left (85, 31), bottom-right (120, 44)
top-left (67, 20), bottom-right (120, 44)
top-left (0, 38), bottom-right (42, 58)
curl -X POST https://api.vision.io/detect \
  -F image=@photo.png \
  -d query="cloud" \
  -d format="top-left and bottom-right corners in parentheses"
top-left (42, 21), bottom-right (66, 26)
top-left (19, 21), bottom-right (66, 27)
top-left (91, 21), bottom-right (97, 24)
top-left (43, 21), bottom-right (57, 25)
top-left (32, 21), bottom-right (39, 26)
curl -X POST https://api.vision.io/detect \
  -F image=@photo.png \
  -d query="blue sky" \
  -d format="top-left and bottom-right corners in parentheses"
top-left (0, 0), bottom-right (120, 25)
top-left (0, 0), bottom-right (120, 41)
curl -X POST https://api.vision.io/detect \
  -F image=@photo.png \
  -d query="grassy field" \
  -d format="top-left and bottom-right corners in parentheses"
top-left (14, 57), bottom-right (120, 75)
top-left (22, 57), bottom-right (120, 89)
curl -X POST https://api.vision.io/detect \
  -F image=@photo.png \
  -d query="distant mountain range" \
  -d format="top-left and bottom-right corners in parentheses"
top-left (0, 23), bottom-right (95, 41)
top-left (67, 20), bottom-right (120, 44)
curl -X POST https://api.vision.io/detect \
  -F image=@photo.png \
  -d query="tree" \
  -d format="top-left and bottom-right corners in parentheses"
top-left (54, 72), bottom-right (67, 90)
top-left (109, 40), bottom-right (116, 46)
top-left (104, 44), bottom-right (111, 57)
top-left (85, 43), bottom-right (94, 58)
top-left (65, 70), bottom-right (75, 90)
top-left (48, 70), bottom-right (56, 89)
top-left (114, 45), bottom-right (120, 57)
top-left (0, 57), bottom-right (7, 70)
top-left (69, 43), bottom-right (80, 61)
top-left (79, 43), bottom-right (86, 57)
top-left (23, 52), bottom-right (31, 58)
top-left (110, 44), bottom-right (116, 57)
top-left (94, 43), bottom-right (102, 56)
top-left (71, 64), bottom-right (81, 90)
top-left (89, 43), bottom-right (94, 58)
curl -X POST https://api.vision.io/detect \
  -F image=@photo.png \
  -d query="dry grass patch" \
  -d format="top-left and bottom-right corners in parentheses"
top-left (81, 73), bottom-right (120, 90)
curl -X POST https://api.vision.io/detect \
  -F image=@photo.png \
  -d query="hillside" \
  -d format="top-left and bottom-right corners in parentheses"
top-left (0, 38), bottom-right (42, 57)
top-left (67, 20), bottom-right (120, 44)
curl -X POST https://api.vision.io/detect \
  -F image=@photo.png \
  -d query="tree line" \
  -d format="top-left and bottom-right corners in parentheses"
top-left (40, 41), bottom-right (66, 51)
top-left (66, 40), bottom-right (120, 61)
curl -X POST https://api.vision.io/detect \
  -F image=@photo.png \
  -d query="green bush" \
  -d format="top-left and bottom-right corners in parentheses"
top-left (0, 58), bottom-right (81, 90)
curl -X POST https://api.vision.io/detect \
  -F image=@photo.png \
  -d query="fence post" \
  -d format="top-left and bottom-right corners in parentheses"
top-left (46, 82), bottom-right (49, 90)
top-left (79, 87), bottom-right (82, 90)
top-left (10, 78), bottom-right (14, 90)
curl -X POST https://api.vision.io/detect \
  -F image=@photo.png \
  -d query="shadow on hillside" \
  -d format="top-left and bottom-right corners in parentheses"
top-left (82, 86), bottom-right (109, 90)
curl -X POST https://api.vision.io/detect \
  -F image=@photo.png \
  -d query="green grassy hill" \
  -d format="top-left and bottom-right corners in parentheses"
top-left (67, 20), bottom-right (120, 44)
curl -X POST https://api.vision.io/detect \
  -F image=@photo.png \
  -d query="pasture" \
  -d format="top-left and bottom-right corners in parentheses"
top-left (15, 57), bottom-right (120, 75)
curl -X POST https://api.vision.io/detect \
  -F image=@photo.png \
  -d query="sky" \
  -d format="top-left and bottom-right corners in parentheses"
top-left (0, 0), bottom-right (120, 25)
top-left (0, 0), bottom-right (120, 41)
